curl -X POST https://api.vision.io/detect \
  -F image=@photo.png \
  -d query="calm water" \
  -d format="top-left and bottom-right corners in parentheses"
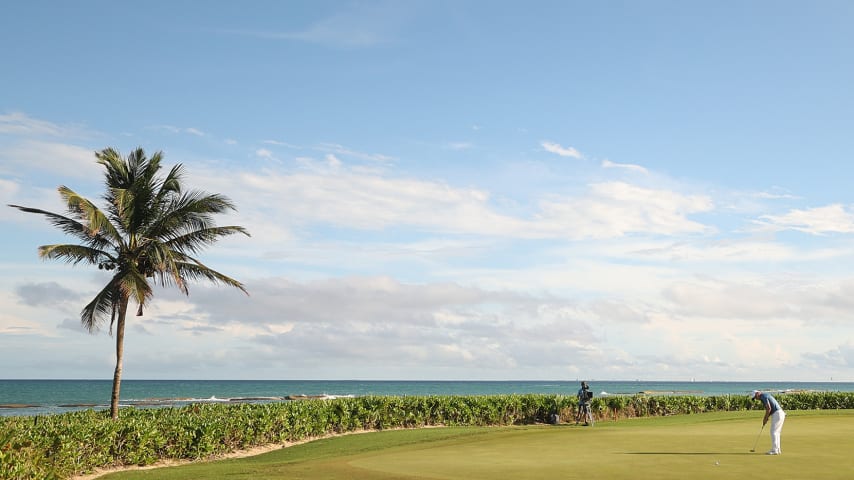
top-left (2, 379), bottom-right (853, 417)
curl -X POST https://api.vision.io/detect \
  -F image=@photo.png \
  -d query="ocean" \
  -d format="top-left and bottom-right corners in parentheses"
top-left (2, 379), bottom-right (853, 418)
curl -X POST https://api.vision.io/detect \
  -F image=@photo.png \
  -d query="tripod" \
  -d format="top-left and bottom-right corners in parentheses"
top-left (576, 402), bottom-right (594, 426)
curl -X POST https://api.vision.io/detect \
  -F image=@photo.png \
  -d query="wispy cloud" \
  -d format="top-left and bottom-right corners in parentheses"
top-left (147, 125), bottom-right (207, 137)
top-left (255, 148), bottom-right (275, 160)
top-left (221, 27), bottom-right (383, 48)
top-left (757, 204), bottom-right (854, 235)
top-left (535, 182), bottom-right (714, 239)
top-left (602, 159), bottom-right (648, 174)
top-left (541, 141), bottom-right (583, 159)
top-left (0, 112), bottom-right (87, 138)
top-left (0, 140), bottom-right (100, 179)
top-left (197, 155), bottom-right (715, 244)
top-left (263, 139), bottom-right (302, 149)
top-left (219, 2), bottom-right (412, 48)
top-left (752, 190), bottom-right (799, 200)
top-left (316, 143), bottom-right (395, 163)
top-left (445, 142), bottom-right (473, 150)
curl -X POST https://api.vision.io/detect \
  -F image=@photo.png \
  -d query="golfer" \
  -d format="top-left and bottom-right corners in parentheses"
top-left (750, 390), bottom-right (786, 455)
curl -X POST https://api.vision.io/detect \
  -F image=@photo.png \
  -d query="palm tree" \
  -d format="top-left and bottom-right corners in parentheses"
top-left (9, 147), bottom-right (249, 419)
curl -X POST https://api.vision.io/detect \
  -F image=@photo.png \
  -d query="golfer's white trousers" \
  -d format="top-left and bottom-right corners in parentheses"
top-left (770, 409), bottom-right (786, 453)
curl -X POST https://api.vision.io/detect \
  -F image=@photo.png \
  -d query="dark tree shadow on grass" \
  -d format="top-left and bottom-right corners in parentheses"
top-left (624, 452), bottom-right (753, 456)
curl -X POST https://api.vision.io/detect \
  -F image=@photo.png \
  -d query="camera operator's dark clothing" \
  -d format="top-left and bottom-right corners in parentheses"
top-left (577, 387), bottom-right (591, 405)
top-left (576, 383), bottom-right (593, 426)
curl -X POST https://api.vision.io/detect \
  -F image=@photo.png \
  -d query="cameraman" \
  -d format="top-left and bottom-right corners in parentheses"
top-left (576, 381), bottom-right (594, 426)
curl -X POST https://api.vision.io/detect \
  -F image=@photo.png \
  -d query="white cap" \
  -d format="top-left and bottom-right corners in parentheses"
top-left (750, 390), bottom-right (760, 398)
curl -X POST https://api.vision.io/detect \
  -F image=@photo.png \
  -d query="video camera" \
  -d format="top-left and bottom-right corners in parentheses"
top-left (581, 385), bottom-right (593, 401)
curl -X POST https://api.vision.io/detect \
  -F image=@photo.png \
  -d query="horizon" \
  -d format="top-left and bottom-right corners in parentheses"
top-left (1, 378), bottom-right (851, 385)
top-left (3, 1), bottom-right (854, 382)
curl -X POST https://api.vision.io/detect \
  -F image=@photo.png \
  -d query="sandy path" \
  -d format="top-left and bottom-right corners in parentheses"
top-left (70, 430), bottom-right (378, 480)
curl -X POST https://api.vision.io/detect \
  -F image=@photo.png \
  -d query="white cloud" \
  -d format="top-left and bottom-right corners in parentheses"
top-left (752, 190), bottom-right (799, 200)
top-left (0, 140), bottom-right (100, 179)
top-left (803, 342), bottom-right (854, 369)
top-left (147, 276), bottom-right (601, 373)
top-left (541, 141), bottom-right (583, 159)
top-left (758, 204), bottom-right (854, 235)
top-left (198, 160), bottom-right (715, 246)
top-left (0, 290), bottom-right (65, 338)
top-left (627, 239), bottom-right (805, 263)
top-left (148, 125), bottom-right (181, 134)
top-left (198, 167), bottom-right (522, 237)
top-left (0, 177), bottom-right (20, 200)
top-left (220, 2), bottom-right (412, 48)
top-left (255, 148), bottom-right (274, 159)
top-left (263, 139), bottom-right (301, 149)
top-left (147, 125), bottom-right (207, 137)
top-left (602, 159), bottom-right (649, 174)
top-left (663, 277), bottom-right (797, 320)
top-left (661, 275), bottom-right (854, 327)
top-left (316, 143), bottom-right (395, 163)
top-left (535, 182), bottom-right (714, 238)
top-left (325, 154), bottom-right (342, 169)
top-left (0, 112), bottom-right (82, 137)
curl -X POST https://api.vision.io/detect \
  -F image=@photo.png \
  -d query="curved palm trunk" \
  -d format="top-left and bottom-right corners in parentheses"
top-left (110, 297), bottom-right (129, 420)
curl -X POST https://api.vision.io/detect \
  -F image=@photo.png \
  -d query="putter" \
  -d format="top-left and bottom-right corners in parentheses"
top-left (749, 424), bottom-right (765, 452)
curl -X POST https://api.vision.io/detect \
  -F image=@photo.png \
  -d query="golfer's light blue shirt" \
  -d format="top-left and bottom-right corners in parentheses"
top-left (759, 393), bottom-right (782, 414)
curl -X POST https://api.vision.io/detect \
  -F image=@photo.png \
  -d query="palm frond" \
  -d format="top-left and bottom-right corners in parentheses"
top-left (158, 163), bottom-right (184, 198)
top-left (119, 268), bottom-right (153, 315)
top-left (38, 244), bottom-right (113, 266)
top-left (168, 259), bottom-right (248, 295)
top-left (145, 191), bottom-right (241, 244)
top-left (9, 204), bottom-right (89, 238)
top-left (8, 204), bottom-right (116, 251)
top-left (164, 225), bottom-right (250, 255)
top-left (95, 148), bottom-right (129, 190)
top-left (81, 277), bottom-right (122, 333)
top-left (176, 192), bottom-right (237, 222)
top-left (97, 147), bottom-right (163, 236)
top-left (57, 186), bottom-right (121, 243)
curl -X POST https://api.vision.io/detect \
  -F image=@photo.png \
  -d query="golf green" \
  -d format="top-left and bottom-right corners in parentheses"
top-left (97, 410), bottom-right (854, 479)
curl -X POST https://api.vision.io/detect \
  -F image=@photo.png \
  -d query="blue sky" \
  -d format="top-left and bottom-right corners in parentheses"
top-left (2, 1), bottom-right (854, 381)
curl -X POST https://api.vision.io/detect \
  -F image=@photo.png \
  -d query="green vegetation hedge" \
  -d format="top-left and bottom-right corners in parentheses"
top-left (2, 392), bottom-right (853, 480)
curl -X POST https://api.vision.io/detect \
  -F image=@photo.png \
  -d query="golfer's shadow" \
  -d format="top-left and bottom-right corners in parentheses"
top-left (624, 452), bottom-right (752, 456)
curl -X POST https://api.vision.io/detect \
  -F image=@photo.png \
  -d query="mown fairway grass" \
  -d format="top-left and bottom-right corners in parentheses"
top-left (98, 410), bottom-right (854, 479)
